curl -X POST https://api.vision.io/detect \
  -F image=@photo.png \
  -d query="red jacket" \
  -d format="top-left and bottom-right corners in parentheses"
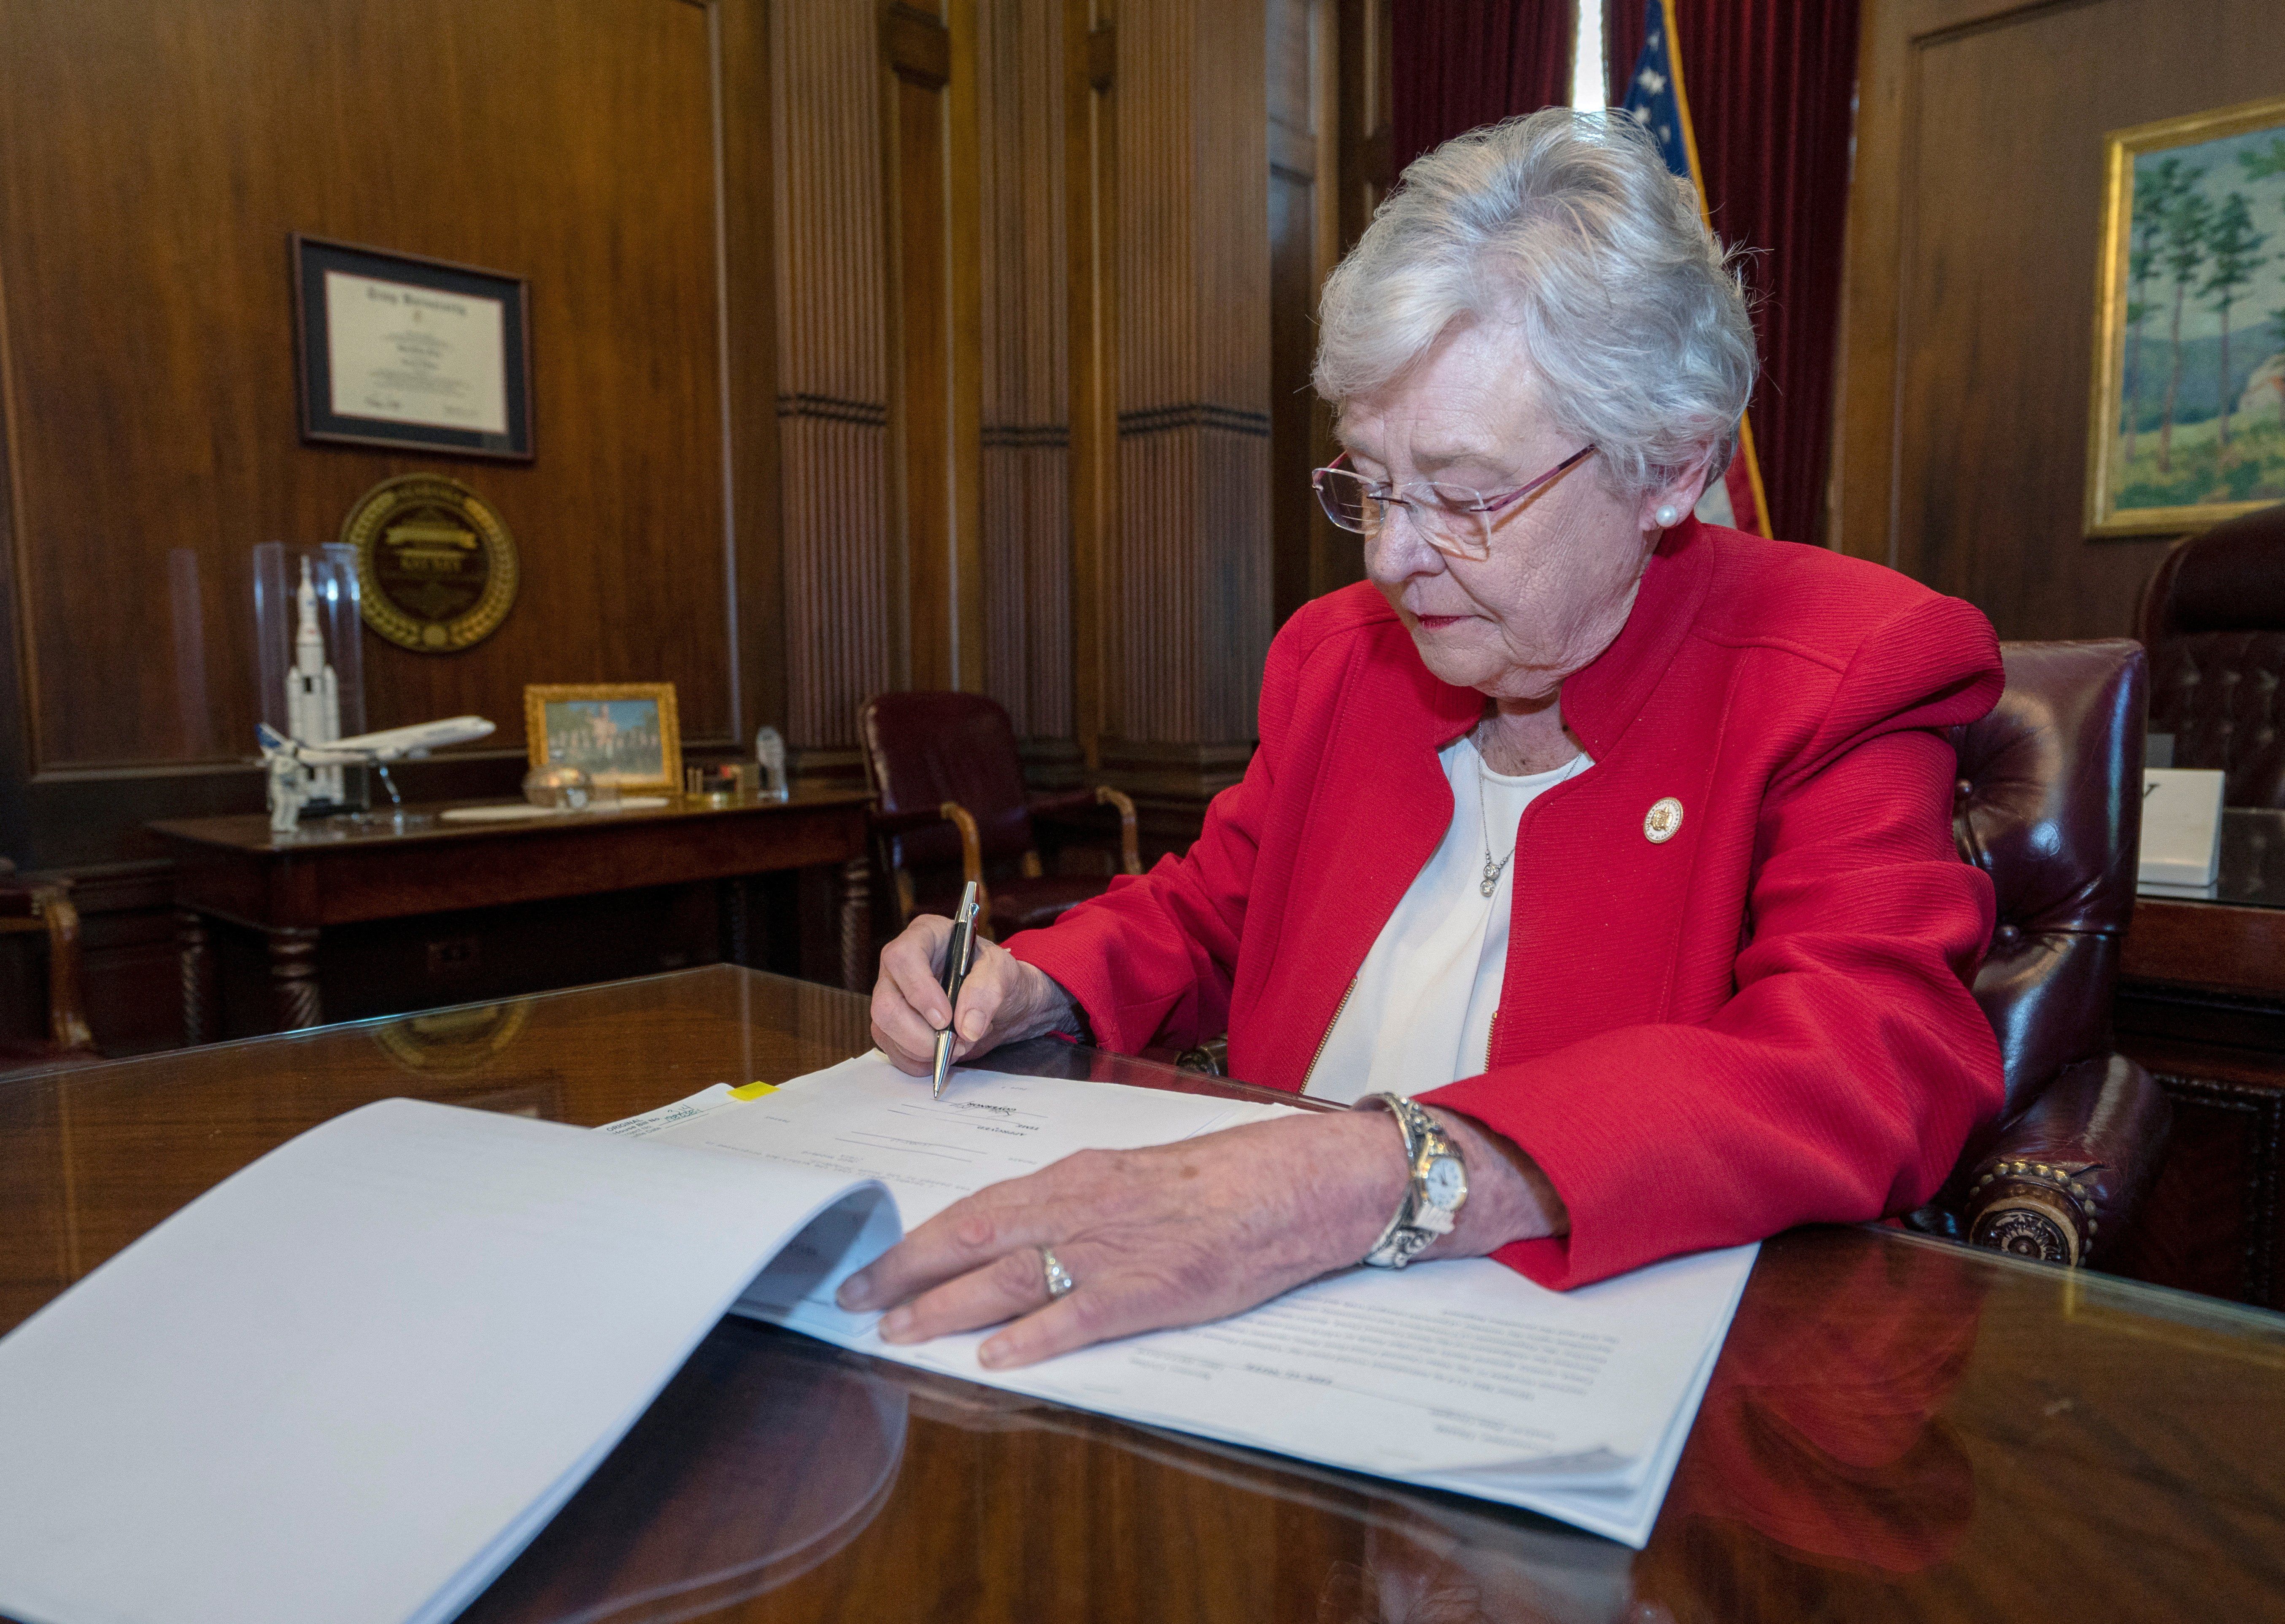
top-left (1009, 520), bottom-right (2007, 1288)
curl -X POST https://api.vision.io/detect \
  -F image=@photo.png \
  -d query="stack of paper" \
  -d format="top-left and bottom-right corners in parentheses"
top-left (622, 1056), bottom-right (1757, 1546)
top-left (0, 1054), bottom-right (1754, 1624)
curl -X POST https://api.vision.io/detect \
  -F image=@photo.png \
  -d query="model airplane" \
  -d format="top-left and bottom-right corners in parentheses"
top-left (260, 716), bottom-right (496, 832)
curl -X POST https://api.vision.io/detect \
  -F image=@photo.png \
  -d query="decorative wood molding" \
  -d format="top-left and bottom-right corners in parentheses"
top-left (879, 0), bottom-right (985, 697)
top-left (1065, 0), bottom-right (1120, 768)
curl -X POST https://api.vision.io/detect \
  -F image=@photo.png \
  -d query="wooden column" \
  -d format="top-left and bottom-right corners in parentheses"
top-left (1098, 0), bottom-right (1274, 846)
top-left (882, 1), bottom-right (985, 697)
top-left (1065, 0), bottom-right (1120, 772)
top-left (770, 0), bottom-right (895, 767)
top-left (976, 0), bottom-right (1075, 766)
top-left (1268, 0), bottom-right (1349, 628)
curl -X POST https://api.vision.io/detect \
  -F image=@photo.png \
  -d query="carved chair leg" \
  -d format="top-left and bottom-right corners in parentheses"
top-left (176, 909), bottom-right (215, 1048)
top-left (839, 854), bottom-right (871, 993)
top-left (35, 888), bottom-right (93, 1052)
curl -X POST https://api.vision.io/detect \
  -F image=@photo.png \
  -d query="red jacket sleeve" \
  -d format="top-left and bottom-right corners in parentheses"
top-left (1424, 605), bottom-right (2005, 1288)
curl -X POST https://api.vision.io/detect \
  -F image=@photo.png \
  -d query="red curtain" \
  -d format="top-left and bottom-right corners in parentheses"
top-left (1391, 2), bottom-right (1575, 177)
top-left (1610, 1), bottom-right (1862, 547)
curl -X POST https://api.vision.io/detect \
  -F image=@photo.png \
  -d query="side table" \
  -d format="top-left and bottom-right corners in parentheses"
top-left (150, 790), bottom-right (874, 1038)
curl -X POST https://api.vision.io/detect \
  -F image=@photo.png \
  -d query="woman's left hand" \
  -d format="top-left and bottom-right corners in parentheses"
top-left (835, 1109), bottom-right (1408, 1369)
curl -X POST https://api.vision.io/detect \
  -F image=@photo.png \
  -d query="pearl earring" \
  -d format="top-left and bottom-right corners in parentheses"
top-left (1654, 503), bottom-right (1681, 528)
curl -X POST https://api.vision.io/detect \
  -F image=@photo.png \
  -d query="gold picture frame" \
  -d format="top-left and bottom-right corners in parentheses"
top-left (2087, 94), bottom-right (2285, 536)
top-left (522, 683), bottom-right (683, 794)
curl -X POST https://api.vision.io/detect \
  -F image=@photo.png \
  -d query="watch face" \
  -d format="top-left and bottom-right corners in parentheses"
top-left (1424, 1155), bottom-right (1465, 1208)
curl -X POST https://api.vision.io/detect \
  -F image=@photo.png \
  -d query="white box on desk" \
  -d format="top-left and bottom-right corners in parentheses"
top-left (2139, 768), bottom-right (2225, 887)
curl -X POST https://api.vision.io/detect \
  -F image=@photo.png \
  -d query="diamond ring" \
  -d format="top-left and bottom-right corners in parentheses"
top-left (1039, 1245), bottom-right (1076, 1300)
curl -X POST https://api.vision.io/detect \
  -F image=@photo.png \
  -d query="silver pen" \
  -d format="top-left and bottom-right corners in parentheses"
top-left (931, 881), bottom-right (982, 1099)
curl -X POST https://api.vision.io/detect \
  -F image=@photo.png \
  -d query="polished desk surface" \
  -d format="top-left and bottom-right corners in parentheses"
top-left (149, 786), bottom-right (874, 855)
top-left (2126, 808), bottom-right (2285, 1000)
top-left (4, 967), bottom-right (2284, 1624)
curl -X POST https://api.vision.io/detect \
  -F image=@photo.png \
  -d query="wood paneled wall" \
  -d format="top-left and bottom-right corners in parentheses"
top-left (772, 0), bottom-right (895, 757)
top-left (762, 0), bottom-right (1313, 839)
top-left (0, 0), bottom-right (763, 869)
top-left (0, 0), bottom-right (1348, 1045)
top-left (1834, 0), bottom-right (2285, 639)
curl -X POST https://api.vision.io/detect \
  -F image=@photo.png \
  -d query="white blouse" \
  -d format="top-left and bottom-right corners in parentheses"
top-left (1303, 735), bottom-right (1591, 1105)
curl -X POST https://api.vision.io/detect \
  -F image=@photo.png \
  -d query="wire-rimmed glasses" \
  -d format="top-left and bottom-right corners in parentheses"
top-left (1311, 445), bottom-right (1597, 561)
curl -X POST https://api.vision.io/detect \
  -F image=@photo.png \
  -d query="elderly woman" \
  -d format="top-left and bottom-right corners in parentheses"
top-left (840, 110), bottom-right (2004, 1369)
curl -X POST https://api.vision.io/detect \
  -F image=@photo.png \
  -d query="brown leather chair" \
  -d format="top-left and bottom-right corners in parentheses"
top-left (2137, 501), bottom-right (2285, 808)
top-left (0, 864), bottom-right (98, 1069)
top-left (1907, 639), bottom-right (2172, 1266)
top-left (857, 692), bottom-right (1142, 941)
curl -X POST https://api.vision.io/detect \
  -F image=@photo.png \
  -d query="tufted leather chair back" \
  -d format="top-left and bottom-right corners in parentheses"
top-left (1950, 641), bottom-right (2147, 1120)
top-left (858, 692), bottom-right (1036, 875)
top-left (2137, 503), bottom-right (2285, 808)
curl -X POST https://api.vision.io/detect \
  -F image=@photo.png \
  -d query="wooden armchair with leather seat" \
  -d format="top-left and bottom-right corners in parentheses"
top-left (857, 692), bottom-right (1142, 942)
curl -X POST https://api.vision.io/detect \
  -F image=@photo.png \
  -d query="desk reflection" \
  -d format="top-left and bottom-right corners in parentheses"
top-left (463, 1323), bottom-right (908, 1623)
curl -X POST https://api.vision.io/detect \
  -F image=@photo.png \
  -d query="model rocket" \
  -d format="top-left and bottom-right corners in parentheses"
top-left (287, 557), bottom-right (343, 805)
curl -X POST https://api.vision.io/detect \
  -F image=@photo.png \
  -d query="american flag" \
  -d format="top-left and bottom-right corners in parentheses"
top-left (1619, 0), bottom-right (1771, 537)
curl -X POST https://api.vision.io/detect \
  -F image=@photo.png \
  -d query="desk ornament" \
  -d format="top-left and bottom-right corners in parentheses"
top-left (259, 716), bottom-right (496, 834)
top-left (523, 763), bottom-right (595, 811)
top-left (756, 725), bottom-right (791, 801)
top-left (524, 683), bottom-right (682, 795)
top-left (253, 543), bottom-right (367, 817)
top-left (342, 473), bottom-right (520, 652)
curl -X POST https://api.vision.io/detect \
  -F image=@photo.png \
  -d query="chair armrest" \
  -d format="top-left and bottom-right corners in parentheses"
top-left (1956, 1053), bottom-right (2172, 1267)
top-left (1029, 786), bottom-right (1141, 875)
top-left (0, 880), bottom-right (93, 1051)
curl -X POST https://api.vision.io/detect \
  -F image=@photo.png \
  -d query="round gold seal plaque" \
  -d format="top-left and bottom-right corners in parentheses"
top-left (341, 473), bottom-right (519, 652)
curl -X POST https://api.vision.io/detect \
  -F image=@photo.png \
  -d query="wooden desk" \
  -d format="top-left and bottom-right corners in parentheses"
top-left (150, 790), bottom-right (872, 1037)
top-left (2115, 810), bottom-right (2285, 1309)
top-left (3, 966), bottom-right (2283, 1622)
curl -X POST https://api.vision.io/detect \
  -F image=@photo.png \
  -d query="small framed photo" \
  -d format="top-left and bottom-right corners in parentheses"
top-left (523, 684), bottom-right (683, 794)
top-left (294, 234), bottom-right (534, 461)
top-left (2087, 94), bottom-right (2285, 536)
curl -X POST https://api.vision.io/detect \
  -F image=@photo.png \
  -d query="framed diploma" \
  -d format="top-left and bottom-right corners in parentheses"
top-left (293, 235), bottom-right (533, 461)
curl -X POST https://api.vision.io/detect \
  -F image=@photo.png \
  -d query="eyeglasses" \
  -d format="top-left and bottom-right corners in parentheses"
top-left (1311, 445), bottom-right (1597, 561)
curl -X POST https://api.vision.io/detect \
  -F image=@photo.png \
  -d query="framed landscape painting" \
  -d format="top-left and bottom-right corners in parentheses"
top-left (2088, 94), bottom-right (2285, 536)
top-left (522, 684), bottom-right (682, 794)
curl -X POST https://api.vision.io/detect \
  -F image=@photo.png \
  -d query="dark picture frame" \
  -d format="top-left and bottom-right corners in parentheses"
top-left (293, 234), bottom-right (534, 461)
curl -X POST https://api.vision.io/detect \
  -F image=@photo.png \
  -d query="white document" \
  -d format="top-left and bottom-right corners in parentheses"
top-left (2139, 766), bottom-right (2226, 887)
top-left (0, 1056), bottom-right (1752, 1624)
top-left (325, 270), bottom-right (508, 434)
top-left (0, 1100), bottom-right (896, 1624)
top-left (626, 1055), bottom-right (1757, 1547)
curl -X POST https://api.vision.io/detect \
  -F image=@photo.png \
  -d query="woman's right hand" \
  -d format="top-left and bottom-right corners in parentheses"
top-left (869, 914), bottom-right (1080, 1076)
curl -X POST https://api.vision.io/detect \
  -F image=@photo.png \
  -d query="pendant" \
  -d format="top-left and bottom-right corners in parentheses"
top-left (1479, 858), bottom-right (1498, 898)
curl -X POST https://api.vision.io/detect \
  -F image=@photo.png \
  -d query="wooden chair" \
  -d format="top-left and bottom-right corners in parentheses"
top-left (0, 864), bottom-right (98, 1067)
top-left (857, 693), bottom-right (1142, 942)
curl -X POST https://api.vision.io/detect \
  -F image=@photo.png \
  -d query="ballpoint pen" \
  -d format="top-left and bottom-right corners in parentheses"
top-left (931, 880), bottom-right (981, 1098)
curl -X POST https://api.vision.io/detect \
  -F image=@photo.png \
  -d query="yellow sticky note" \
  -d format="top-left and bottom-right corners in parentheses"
top-left (728, 1080), bottom-right (778, 1100)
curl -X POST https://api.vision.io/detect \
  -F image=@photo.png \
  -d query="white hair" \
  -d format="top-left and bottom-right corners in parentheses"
top-left (1314, 108), bottom-right (1757, 503)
